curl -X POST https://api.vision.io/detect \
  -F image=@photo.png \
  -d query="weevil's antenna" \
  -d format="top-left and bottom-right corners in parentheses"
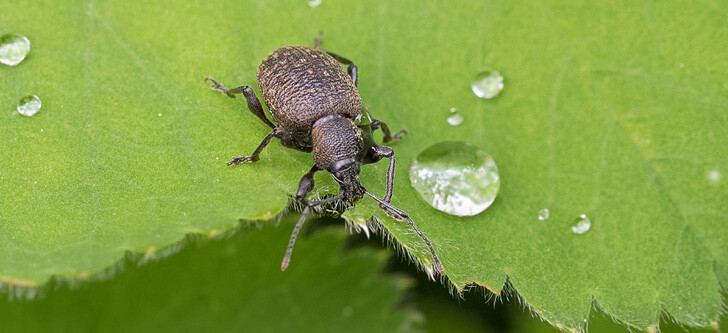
top-left (281, 194), bottom-right (343, 271)
top-left (364, 190), bottom-right (445, 275)
top-left (281, 206), bottom-right (310, 271)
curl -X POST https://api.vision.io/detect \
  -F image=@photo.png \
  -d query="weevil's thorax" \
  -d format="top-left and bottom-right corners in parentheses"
top-left (311, 114), bottom-right (371, 202)
top-left (257, 46), bottom-right (362, 150)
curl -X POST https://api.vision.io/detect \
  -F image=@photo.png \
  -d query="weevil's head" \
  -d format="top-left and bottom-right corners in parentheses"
top-left (312, 114), bottom-right (368, 203)
top-left (330, 158), bottom-right (365, 202)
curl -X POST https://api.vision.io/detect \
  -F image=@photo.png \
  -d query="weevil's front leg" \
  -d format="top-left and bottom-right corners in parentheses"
top-left (368, 146), bottom-right (396, 203)
top-left (228, 128), bottom-right (290, 165)
top-left (371, 119), bottom-right (406, 142)
top-left (364, 190), bottom-right (444, 275)
top-left (296, 165), bottom-right (321, 200)
top-left (205, 77), bottom-right (275, 129)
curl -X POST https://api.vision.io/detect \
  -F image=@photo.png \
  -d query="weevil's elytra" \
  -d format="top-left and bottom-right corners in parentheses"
top-left (205, 41), bottom-right (444, 276)
top-left (259, 46), bottom-right (361, 149)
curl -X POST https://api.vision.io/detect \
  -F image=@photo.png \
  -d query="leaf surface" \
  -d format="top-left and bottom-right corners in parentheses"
top-left (0, 0), bottom-right (725, 330)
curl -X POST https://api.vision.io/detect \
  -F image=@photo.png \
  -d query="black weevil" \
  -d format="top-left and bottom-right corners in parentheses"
top-left (206, 41), bottom-right (444, 274)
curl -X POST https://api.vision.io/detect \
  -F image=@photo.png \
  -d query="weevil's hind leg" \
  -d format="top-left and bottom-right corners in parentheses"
top-left (205, 77), bottom-right (275, 129)
top-left (313, 31), bottom-right (323, 49)
top-left (228, 128), bottom-right (291, 165)
top-left (371, 119), bottom-right (407, 142)
top-left (281, 194), bottom-right (343, 271)
top-left (326, 52), bottom-right (358, 87)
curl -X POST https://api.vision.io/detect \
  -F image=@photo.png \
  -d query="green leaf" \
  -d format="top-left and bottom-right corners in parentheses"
top-left (0, 218), bottom-right (419, 332)
top-left (1, 0), bottom-right (725, 331)
top-left (346, 0), bottom-right (727, 331)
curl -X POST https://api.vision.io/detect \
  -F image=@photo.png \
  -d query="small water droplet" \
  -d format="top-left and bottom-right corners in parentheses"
top-left (538, 208), bottom-right (550, 221)
top-left (447, 113), bottom-right (464, 126)
top-left (471, 69), bottom-right (504, 99)
top-left (17, 95), bottom-right (42, 117)
top-left (216, 157), bottom-right (219, 160)
top-left (158, 113), bottom-right (162, 117)
top-left (409, 141), bottom-right (500, 216)
top-left (707, 169), bottom-right (721, 184)
top-left (0, 33), bottom-right (31, 66)
top-left (571, 214), bottom-right (591, 234)
top-left (308, 0), bottom-right (321, 7)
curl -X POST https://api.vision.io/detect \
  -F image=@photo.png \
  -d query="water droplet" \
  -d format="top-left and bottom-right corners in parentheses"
top-left (409, 141), bottom-right (500, 216)
top-left (538, 208), bottom-right (550, 221)
top-left (158, 113), bottom-right (162, 117)
top-left (17, 95), bottom-right (42, 117)
top-left (471, 69), bottom-right (504, 99)
top-left (707, 169), bottom-right (721, 184)
top-left (571, 214), bottom-right (591, 234)
top-left (0, 33), bottom-right (31, 66)
top-left (447, 113), bottom-right (464, 126)
top-left (308, 0), bottom-right (322, 7)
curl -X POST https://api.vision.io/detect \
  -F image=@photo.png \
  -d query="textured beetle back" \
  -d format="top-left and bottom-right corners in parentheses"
top-left (258, 45), bottom-right (362, 148)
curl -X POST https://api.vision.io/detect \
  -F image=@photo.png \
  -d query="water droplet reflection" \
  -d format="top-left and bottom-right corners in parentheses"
top-left (471, 69), bottom-right (504, 99)
top-left (571, 214), bottom-right (591, 234)
top-left (538, 208), bottom-right (550, 221)
top-left (0, 33), bottom-right (31, 66)
top-left (17, 95), bottom-right (42, 117)
top-left (409, 141), bottom-right (500, 216)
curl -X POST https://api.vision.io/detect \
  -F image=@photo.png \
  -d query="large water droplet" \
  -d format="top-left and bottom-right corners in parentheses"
top-left (538, 208), bottom-right (550, 221)
top-left (0, 33), bottom-right (31, 66)
top-left (471, 69), bottom-right (504, 99)
top-left (571, 214), bottom-right (591, 234)
top-left (17, 95), bottom-right (42, 117)
top-left (409, 141), bottom-right (500, 216)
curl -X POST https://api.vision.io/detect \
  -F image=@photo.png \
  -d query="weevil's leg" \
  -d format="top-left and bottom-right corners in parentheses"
top-left (228, 128), bottom-right (287, 165)
top-left (326, 52), bottom-right (358, 87)
top-left (205, 77), bottom-right (275, 129)
top-left (364, 190), bottom-right (444, 275)
top-left (281, 194), bottom-right (343, 271)
top-left (371, 119), bottom-right (407, 142)
top-left (296, 165), bottom-right (321, 200)
top-left (281, 205), bottom-right (310, 271)
top-left (367, 146), bottom-right (396, 203)
top-left (313, 31), bottom-right (323, 49)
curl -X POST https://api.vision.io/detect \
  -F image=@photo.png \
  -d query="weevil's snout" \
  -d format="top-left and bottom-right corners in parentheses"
top-left (332, 158), bottom-right (365, 202)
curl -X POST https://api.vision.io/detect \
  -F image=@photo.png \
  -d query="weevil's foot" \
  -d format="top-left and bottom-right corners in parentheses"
top-left (380, 204), bottom-right (404, 221)
top-left (205, 77), bottom-right (232, 95)
top-left (384, 130), bottom-right (408, 142)
top-left (227, 156), bottom-right (254, 166)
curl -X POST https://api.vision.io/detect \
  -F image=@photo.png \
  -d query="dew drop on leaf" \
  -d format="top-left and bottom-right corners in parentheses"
top-left (17, 95), bottom-right (42, 117)
top-left (538, 208), bottom-right (550, 221)
top-left (571, 214), bottom-right (591, 234)
top-left (409, 141), bottom-right (500, 216)
top-left (0, 33), bottom-right (31, 66)
top-left (471, 69), bottom-right (503, 99)
top-left (447, 113), bottom-right (464, 126)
